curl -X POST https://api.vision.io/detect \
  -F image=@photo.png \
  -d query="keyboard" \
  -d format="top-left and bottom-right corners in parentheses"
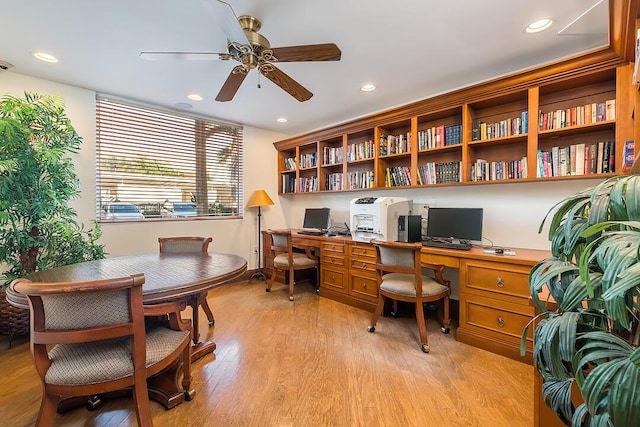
top-left (298, 230), bottom-right (325, 236)
top-left (422, 239), bottom-right (472, 251)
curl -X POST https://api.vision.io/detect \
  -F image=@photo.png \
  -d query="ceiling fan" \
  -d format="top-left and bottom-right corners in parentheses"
top-left (139, 0), bottom-right (341, 102)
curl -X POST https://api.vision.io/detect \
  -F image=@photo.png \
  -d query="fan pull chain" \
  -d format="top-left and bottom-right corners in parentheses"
top-left (257, 72), bottom-right (261, 89)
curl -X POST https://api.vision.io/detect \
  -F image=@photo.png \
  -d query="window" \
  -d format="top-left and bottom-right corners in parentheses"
top-left (95, 95), bottom-right (243, 221)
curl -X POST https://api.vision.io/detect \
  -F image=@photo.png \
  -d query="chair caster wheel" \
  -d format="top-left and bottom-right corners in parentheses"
top-left (265, 288), bottom-right (270, 292)
top-left (441, 326), bottom-right (450, 334)
top-left (421, 344), bottom-right (430, 353)
top-left (208, 320), bottom-right (215, 326)
top-left (184, 389), bottom-right (196, 401)
top-left (367, 326), bottom-right (375, 333)
top-left (390, 311), bottom-right (398, 318)
top-left (289, 296), bottom-right (294, 301)
top-left (86, 395), bottom-right (102, 411)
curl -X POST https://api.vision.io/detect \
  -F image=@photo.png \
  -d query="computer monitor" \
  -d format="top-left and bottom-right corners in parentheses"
top-left (302, 208), bottom-right (330, 232)
top-left (426, 208), bottom-right (483, 243)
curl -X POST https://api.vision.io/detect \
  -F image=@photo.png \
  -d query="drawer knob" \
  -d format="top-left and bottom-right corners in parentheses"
top-left (331, 257), bottom-right (335, 263)
top-left (497, 317), bottom-right (505, 327)
top-left (331, 275), bottom-right (336, 281)
top-left (362, 262), bottom-right (367, 269)
top-left (362, 283), bottom-right (367, 289)
top-left (361, 250), bottom-right (366, 255)
top-left (496, 277), bottom-right (504, 287)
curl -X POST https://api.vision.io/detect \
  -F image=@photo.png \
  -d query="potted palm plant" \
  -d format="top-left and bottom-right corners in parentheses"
top-left (0, 92), bottom-right (105, 342)
top-left (524, 174), bottom-right (640, 427)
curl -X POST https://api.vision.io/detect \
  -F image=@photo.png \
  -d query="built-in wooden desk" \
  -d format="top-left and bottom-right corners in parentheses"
top-left (262, 230), bottom-right (550, 363)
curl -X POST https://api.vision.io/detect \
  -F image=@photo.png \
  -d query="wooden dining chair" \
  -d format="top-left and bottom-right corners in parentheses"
top-left (158, 236), bottom-right (215, 327)
top-left (367, 240), bottom-right (451, 353)
top-left (12, 274), bottom-right (193, 427)
top-left (265, 230), bottom-right (318, 301)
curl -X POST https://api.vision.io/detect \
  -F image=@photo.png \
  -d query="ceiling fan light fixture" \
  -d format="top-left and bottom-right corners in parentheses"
top-left (361, 84), bottom-right (376, 92)
top-left (31, 51), bottom-right (58, 63)
top-left (187, 94), bottom-right (203, 101)
top-left (525, 18), bottom-right (553, 33)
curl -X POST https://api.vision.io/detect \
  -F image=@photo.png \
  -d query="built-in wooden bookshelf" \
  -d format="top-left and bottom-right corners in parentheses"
top-left (274, 61), bottom-right (635, 195)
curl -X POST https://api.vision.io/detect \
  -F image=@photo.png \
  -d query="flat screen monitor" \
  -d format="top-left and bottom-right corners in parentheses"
top-left (302, 208), bottom-right (330, 232)
top-left (426, 208), bottom-right (483, 242)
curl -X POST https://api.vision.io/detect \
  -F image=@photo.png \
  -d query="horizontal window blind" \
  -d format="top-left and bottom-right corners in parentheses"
top-left (96, 95), bottom-right (243, 221)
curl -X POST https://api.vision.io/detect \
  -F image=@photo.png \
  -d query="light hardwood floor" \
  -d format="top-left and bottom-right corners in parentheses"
top-left (0, 280), bottom-right (533, 426)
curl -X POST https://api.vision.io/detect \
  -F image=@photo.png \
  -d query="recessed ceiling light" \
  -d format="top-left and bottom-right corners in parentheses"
top-left (525, 18), bottom-right (553, 33)
top-left (174, 102), bottom-right (193, 109)
top-left (277, 117), bottom-right (288, 123)
top-left (361, 84), bottom-right (376, 92)
top-left (187, 94), bottom-right (203, 101)
top-left (31, 51), bottom-right (58, 63)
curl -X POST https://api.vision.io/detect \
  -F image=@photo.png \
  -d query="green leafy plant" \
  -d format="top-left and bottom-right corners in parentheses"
top-left (523, 175), bottom-right (640, 427)
top-left (0, 92), bottom-right (104, 285)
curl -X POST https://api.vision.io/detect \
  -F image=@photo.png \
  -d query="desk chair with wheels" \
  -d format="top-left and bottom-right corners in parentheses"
top-left (265, 230), bottom-right (318, 301)
top-left (367, 240), bottom-right (451, 353)
top-left (12, 274), bottom-right (193, 427)
top-left (158, 236), bottom-right (215, 327)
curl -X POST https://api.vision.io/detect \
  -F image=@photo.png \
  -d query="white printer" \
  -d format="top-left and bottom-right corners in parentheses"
top-left (350, 197), bottom-right (412, 242)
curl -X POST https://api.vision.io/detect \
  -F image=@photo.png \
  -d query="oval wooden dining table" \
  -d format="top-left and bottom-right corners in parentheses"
top-left (7, 252), bottom-right (247, 410)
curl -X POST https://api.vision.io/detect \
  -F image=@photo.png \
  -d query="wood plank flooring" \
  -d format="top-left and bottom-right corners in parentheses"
top-left (0, 280), bottom-right (533, 426)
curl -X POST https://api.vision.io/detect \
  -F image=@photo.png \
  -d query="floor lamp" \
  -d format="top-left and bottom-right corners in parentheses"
top-left (246, 189), bottom-right (274, 282)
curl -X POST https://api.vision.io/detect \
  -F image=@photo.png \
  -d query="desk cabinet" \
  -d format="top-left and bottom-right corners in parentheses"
top-left (347, 243), bottom-right (377, 304)
top-left (457, 258), bottom-right (535, 363)
top-left (320, 241), bottom-right (347, 294)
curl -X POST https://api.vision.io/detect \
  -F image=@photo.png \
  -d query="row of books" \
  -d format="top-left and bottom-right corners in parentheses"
top-left (536, 141), bottom-right (615, 178)
top-left (325, 173), bottom-right (344, 191)
top-left (417, 161), bottom-right (461, 184)
top-left (347, 170), bottom-right (375, 189)
top-left (298, 176), bottom-right (318, 193)
top-left (299, 152), bottom-right (317, 169)
top-left (417, 123), bottom-right (462, 150)
top-left (322, 146), bottom-right (343, 165)
top-left (471, 157), bottom-right (528, 181)
top-left (538, 100), bottom-right (615, 131)
top-left (283, 157), bottom-right (296, 171)
top-left (282, 174), bottom-right (296, 193)
top-left (384, 166), bottom-right (412, 187)
top-left (347, 140), bottom-right (375, 162)
top-left (472, 111), bottom-right (528, 141)
top-left (379, 133), bottom-right (411, 156)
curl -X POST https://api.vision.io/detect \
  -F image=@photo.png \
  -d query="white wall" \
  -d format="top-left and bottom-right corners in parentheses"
top-left (1, 71), bottom-right (602, 273)
top-left (0, 72), bottom-right (287, 270)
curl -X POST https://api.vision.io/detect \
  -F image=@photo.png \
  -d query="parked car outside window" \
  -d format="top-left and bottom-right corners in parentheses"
top-left (161, 202), bottom-right (197, 218)
top-left (103, 202), bottom-right (145, 220)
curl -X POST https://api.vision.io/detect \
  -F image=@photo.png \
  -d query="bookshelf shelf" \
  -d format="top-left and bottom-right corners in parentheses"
top-left (274, 62), bottom-right (633, 194)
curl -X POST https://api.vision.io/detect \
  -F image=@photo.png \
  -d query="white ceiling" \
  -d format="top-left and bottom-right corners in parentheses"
top-left (0, 0), bottom-right (609, 136)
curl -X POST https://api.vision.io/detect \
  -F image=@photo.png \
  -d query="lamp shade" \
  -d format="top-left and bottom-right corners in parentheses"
top-left (246, 189), bottom-right (274, 208)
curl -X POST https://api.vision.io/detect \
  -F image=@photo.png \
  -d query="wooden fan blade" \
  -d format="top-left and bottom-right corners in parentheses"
top-left (215, 66), bottom-right (248, 102)
top-left (270, 43), bottom-right (341, 62)
top-left (139, 52), bottom-right (231, 61)
top-left (261, 65), bottom-right (313, 102)
top-left (201, 0), bottom-right (249, 46)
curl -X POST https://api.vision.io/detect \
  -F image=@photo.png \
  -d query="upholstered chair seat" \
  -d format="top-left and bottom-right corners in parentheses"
top-left (266, 230), bottom-right (318, 301)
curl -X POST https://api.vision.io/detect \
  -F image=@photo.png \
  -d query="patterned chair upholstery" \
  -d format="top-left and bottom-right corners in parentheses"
top-left (13, 274), bottom-right (193, 427)
top-left (367, 240), bottom-right (451, 353)
top-left (158, 236), bottom-right (216, 329)
top-left (265, 230), bottom-right (318, 301)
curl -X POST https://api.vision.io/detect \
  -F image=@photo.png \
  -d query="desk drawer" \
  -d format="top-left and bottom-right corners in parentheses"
top-left (461, 259), bottom-right (531, 304)
top-left (322, 242), bottom-right (345, 255)
top-left (349, 271), bottom-right (378, 302)
top-left (322, 254), bottom-right (345, 268)
top-left (349, 243), bottom-right (375, 260)
top-left (322, 267), bottom-right (346, 293)
top-left (460, 293), bottom-right (534, 346)
top-left (350, 258), bottom-right (375, 274)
